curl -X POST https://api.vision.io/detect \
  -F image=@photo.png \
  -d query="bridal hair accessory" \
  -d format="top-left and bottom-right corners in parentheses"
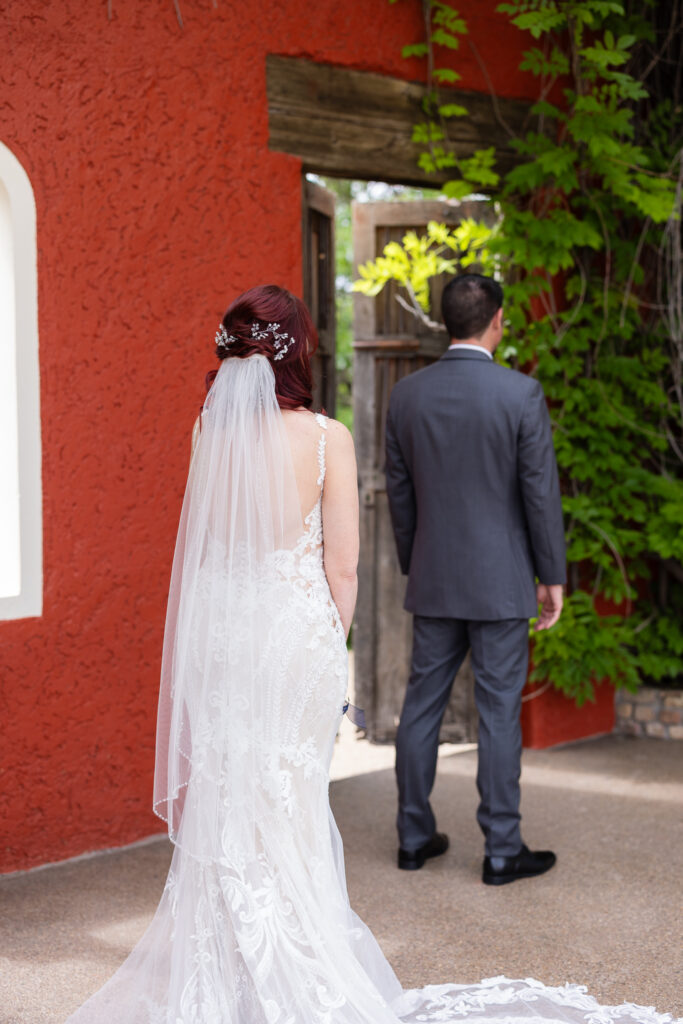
top-left (215, 321), bottom-right (295, 360)
top-left (215, 324), bottom-right (237, 351)
top-left (251, 321), bottom-right (295, 361)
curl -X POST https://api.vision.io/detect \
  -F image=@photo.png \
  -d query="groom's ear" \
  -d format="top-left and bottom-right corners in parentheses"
top-left (490, 307), bottom-right (504, 333)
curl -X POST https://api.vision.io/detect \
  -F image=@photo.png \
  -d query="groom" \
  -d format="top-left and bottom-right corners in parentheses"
top-left (385, 273), bottom-right (566, 885)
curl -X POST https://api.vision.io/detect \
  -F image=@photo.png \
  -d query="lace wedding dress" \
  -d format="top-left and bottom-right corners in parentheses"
top-left (65, 356), bottom-right (677, 1024)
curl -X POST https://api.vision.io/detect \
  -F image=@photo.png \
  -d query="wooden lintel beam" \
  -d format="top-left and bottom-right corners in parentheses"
top-left (266, 54), bottom-right (529, 187)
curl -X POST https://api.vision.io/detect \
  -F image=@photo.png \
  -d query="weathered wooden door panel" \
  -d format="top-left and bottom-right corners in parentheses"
top-left (303, 179), bottom-right (336, 415)
top-left (352, 200), bottom-right (491, 743)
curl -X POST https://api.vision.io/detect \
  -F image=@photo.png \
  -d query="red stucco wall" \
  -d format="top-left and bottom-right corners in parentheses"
top-left (0, 0), bottom-right (531, 873)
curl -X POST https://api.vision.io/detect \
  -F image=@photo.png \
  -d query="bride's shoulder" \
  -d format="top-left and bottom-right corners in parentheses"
top-left (284, 409), bottom-right (353, 445)
top-left (314, 414), bottom-right (353, 448)
top-left (321, 418), bottom-right (355, 469)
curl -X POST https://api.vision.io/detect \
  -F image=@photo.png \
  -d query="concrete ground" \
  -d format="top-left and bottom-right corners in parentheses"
top-left (1, 732), bottom-right (681, 1024)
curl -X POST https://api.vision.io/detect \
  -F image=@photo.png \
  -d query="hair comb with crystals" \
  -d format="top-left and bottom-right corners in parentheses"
top-left (215, 324), bottom-right (237, 351)
top-left (251, 321), bottom-right (295, 361)
top-left (215, 320), bottom-right (296, 360)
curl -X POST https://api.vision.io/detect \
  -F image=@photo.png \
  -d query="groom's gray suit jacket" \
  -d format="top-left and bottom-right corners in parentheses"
top-left (385, 348), bottom-right (566, 621)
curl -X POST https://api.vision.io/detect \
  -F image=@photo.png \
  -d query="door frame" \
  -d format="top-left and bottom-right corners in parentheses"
top-left (302, 178), bottom-right (336, 415)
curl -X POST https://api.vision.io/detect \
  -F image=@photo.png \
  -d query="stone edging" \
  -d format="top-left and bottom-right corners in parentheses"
top-left (614, 686), bottom-right (683, 739)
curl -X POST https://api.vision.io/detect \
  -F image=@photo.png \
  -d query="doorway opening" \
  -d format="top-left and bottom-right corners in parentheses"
top-left (303, 174), bottom-right (493, 744)
top-left (304, 175), bottom-right (443, 430)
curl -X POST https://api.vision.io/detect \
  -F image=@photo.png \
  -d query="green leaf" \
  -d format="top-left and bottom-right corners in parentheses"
top-left (438, 103), bottom-right (469, 118)
top-left (411, 122), bottom-right (445, 144)
top-left (530, 99), bottom-right (565, 121)
top-left (520, 45), bottom-right (569, 77)
top-left (432, 3), bottom-right (468, 35)
top-left (442, 178), bottom-right (474, 200)
top-left (431, 27), bottom-right (461, 49)
top-left (432, 67), bottom-right (461, 83)
top-left (580, 43), bottom-right (628, 68)
top-left (509, 9), bottom-right (567, 39)
top-left (459, 146), bottom-right (500, 187)
top-left (401, 42), bottom-right (429, 59)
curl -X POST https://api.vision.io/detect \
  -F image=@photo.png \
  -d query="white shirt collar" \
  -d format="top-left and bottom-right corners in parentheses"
top-left (448, 343), bottom-right (493, 360)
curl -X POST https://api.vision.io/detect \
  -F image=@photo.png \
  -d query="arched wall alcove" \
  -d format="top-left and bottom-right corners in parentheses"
top-left (0, 141), bottom-right (42, 620)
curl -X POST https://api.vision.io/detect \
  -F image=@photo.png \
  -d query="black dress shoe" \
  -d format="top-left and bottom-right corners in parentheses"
top-left (482, 843), bottom-right (556, 885)
top-left (398, 832), bottom-right (449, 871)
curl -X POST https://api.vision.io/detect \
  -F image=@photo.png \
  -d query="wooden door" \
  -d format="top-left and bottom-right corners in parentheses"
top-left (352, 199), bottom-right (492, 743)
top-left (303, 179), bottom-right (336, 415)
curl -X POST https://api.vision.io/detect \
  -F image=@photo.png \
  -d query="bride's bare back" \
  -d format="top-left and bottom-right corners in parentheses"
top-left (193, 405), bottom-right (358, 635)
top-left (282, 409), bottom-right (359, 636)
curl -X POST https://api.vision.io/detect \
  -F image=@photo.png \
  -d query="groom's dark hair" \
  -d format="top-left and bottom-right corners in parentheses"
top-left (441, 273), bottom-right (503, 340)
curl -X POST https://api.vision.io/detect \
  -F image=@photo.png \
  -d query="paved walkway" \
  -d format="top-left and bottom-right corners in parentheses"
top-left (1, 733), bottom-right (681, 1024)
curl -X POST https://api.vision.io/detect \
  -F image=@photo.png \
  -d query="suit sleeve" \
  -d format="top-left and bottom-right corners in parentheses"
top-left (517, 380), bottom-right (567, 585)
top-left (385, 400), bottom-right (416, 576)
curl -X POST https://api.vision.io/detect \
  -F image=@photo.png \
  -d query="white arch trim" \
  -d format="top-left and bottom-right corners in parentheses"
top-left (0, 141), bottom-right (42, 620)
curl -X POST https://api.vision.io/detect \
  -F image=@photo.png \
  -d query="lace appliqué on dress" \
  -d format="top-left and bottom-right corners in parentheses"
top-left (314, 412), bottom-right (328, 487)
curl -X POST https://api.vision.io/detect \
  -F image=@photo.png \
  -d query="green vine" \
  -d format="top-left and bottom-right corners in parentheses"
top-left (360, 0), bottom-right (683, 704)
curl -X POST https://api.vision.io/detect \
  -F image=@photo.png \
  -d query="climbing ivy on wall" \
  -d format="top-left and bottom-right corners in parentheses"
top-left (356, 0), bottom-right (683, 703)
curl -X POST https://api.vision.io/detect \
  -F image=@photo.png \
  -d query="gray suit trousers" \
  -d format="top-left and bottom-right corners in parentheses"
top-left (396, 615), bottom-right (529, 858)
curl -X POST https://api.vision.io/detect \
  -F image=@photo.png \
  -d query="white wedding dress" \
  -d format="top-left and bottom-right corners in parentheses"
top-left (65, 356), bottom-right (677, 1024)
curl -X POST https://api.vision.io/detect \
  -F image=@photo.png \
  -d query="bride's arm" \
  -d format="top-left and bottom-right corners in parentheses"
top-left (191, 416), bottom-right (200, 459)
top-left (322, 421), bottom-right (359, 638)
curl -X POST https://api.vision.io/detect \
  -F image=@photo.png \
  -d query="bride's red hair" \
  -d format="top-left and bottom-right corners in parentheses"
top-left (206, 284), bottom-right (319, 410)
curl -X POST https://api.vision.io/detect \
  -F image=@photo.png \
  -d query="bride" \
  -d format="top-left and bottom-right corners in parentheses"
top-left (65, 285), bottom-right (676, 1024)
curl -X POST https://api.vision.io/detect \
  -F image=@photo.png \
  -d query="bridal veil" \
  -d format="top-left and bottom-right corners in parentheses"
top-left (154, 353), bottom-right (304, 861)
